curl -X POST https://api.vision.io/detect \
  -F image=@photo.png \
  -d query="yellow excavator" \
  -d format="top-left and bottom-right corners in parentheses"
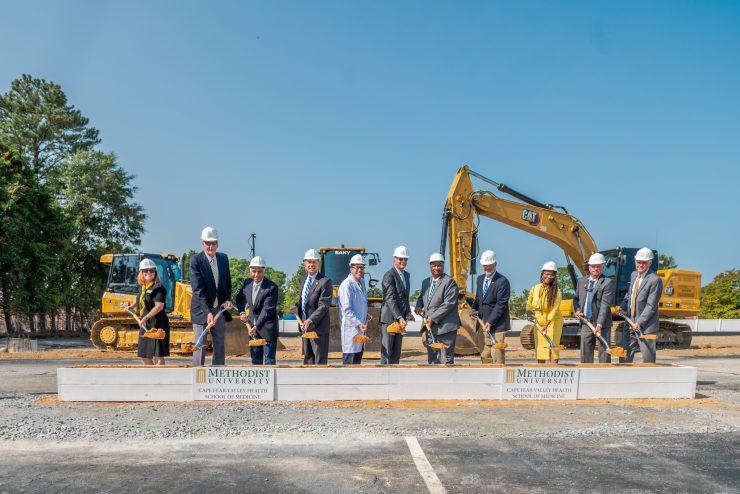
top-left (90, 253), bottom-right (251, 354)
top-left (443, 165), bottom-right (700, 360)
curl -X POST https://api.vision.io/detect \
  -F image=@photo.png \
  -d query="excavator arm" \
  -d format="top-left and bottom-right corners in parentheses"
top-left (443, 165), bottom-right (599, 303)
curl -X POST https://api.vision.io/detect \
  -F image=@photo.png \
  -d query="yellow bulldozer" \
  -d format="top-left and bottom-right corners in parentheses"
top-left (442, 165), bottom-right (700, 361)
top-left (90, 253), bottom-right (251, 354)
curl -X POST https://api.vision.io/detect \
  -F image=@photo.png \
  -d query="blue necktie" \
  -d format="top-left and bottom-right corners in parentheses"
top-left (482, 277), bottom-right (491, 298)
top-left (302, 277), bottom-right (313, 320)
top-left (428, 279), bottom-right (437, 299)
top-left (585, 280), bottom-right (595, 319)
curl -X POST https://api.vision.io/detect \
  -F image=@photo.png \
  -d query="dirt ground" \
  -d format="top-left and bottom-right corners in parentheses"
top-left (2, 334), bottom-right (739, 361)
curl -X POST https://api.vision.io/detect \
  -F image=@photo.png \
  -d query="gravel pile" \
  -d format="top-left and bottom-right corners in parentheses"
top-left (1, 393), bottom-right (737, 442)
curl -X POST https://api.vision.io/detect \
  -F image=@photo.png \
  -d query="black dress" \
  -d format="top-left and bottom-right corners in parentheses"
top-left (136, 283), bottom-right (170, 358)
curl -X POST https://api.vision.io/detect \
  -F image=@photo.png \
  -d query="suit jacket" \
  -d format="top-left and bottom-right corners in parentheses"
top-left (415, 273), bottom-right (460, 336)
top-left (619, 270), bottom-right (662, 333)
top-left (189, 251), bottom-right (232, 325)
top-left (235, 277), bottom-right (279, 341)
top-left (380, 267), bottom-right (413, 324)
top-left (572, 274), bottom-right (614, 331)
top-left (292, 272), bottom-right (332, 336)
top-left (471, 271), bottom-right (511, 333)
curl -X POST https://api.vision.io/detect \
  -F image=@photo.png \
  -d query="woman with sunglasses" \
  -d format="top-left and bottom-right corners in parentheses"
top-left (134, 258), bottom-right (170, 365)
top-left (526, 261), bottom-right (563, 364)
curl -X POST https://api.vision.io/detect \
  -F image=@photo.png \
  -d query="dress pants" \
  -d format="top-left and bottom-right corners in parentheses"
top-left (487, 330), bottom-right (507, 364)
top-left (250, 337), bottom-right (277, 365)
top-left (427, 330), bottom-right (457, 365)
top-left (580, 325), bottom-right (612, 363)
top-left (380, 323), bottom-right (403, 364)
top-left (620, 330), bottom-right (657, 363)
top-left (303, 332), bottom-right (330, 365)
top-left (191, 308), bottom-right (227, 366)
top-left (342, 351), bottom-right (364, 365)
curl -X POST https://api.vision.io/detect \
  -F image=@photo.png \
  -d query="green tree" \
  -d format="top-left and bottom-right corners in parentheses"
top-left (700, 270), bottom-right (739, 318)
top-left (0, 142), bottom-right (70, 333)
top-left (0, 74), bottom-right (100, 177)
top-left (367, 287), bottom-right (383, 299)
top-left (509, 288), bottom-right (530, 319)
top-left (46, 150), bottom-right (145, 330)
top-left (283, 264), bottom-right (307, 316)
top-left (557, 266), bottom-right (575, 299)
top-left (659, 254), bottom-right (678, 269)
top-left (409, 289), bottom-right (420, 304)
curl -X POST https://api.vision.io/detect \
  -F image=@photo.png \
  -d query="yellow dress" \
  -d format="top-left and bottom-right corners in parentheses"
top-left (527, 283), bottom-right (564, 360)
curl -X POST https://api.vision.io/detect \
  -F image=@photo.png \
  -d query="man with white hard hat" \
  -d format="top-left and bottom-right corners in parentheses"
top-left (471, 250), bottom-right (511, 364)
top-left (235, 256), bottom-right (280, 365)
top-left (291, 249), bottom-right (333, 365)
top-left (338, 254), bottom-right (369, 365)
top-left (619, 247), bottom-right (662, 363)
top-left (415, 253), bottom-right (461, 365)
top-left (190, 226), bottom-right (232, 367)
top-left (574, 252), bottom-right (615, 363)
top-left (380, 245), bottom-right (414, 364)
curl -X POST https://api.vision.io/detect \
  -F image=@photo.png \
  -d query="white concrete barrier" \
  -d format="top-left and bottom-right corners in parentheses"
top-left (58, 364), bottom-right (697, 402)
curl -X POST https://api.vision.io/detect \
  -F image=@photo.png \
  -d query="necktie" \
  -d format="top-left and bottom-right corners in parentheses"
top-left (302, 277), bottom-right (313, 319)
top-left (428, 279), bottom-right (437, 299)
top-left (357, 281), bottom-right (364, 294)
top-left (252, 283), bottom-right (259, 304)
top-left (210, 257), bottom-right (219, 306)
top-left (585, 280), bottom-right (595, 319)
top-left (630, 274), bottom-right (641, 318)
top-left (398, 271), bottom-right (405, 290)
top-left (482, 277), bottom-right (491, 298)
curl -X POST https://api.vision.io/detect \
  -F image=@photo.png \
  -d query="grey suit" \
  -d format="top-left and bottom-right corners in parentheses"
top-left (573, 275), bottom-right (615, 363)
top-left (415, 274), bottom-right (460, 364)
top-left (619, 270), bottom-right (662, 363)
top-left (380, 268), bottom-right (413, 364)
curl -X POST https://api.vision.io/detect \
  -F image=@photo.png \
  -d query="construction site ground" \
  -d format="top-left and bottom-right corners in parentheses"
top-left (1, 335), bottom-right (738, 493)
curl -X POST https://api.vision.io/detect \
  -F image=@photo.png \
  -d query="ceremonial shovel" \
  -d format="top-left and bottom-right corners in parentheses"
top-left (352, 314), bottom-right (372, 344)
top-left (294, 313), bottom-right (318, 339)
top-left (244, 321), bottom-right (266, 347)
top-left (182, 304), bottom-right (231, 353)
top-left (617, 311), bottom-right (658, 340)
top-left (121, 304), bottom-right (165, 340)
top-left (577, 316), bottom-right (627, 359)
top-left (471, 311), bottom-right (508, 350)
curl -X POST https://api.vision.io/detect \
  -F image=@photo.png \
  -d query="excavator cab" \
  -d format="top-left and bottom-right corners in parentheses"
top-left (101, 253), bottom-right (180, 314)
top-left (319, 247), bottom-right (380, 303)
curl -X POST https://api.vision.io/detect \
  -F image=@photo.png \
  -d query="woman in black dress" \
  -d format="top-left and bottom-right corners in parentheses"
top-left (135, 258), bottom-right (170, 365)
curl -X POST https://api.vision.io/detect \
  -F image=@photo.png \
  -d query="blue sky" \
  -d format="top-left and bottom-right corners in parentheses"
top-left (3, 1), bottom-right (739, 293)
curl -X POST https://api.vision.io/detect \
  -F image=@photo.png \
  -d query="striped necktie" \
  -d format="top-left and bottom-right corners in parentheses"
top-left (482, 277), bottom-right (491, 298)
top-left (630, 275), bottom-right (641, 318)
top-left (302, 276), bottom-right (313, 319)
top-left (428, 279), bottom-right (437, 299)
top-left (585, 280), bottom-right (595, 319)
top-left (210, 257), bottom-right (219, 306)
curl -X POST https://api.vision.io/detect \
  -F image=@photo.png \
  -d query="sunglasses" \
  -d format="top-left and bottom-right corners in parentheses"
top-left (203, 241), bottom-right (218, 246)
top-left (141, 269), bottom-right (156, 274)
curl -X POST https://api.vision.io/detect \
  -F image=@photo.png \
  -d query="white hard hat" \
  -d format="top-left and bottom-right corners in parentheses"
top-left (349, 254), bottom-right (365, 266)
top-left (480, 250), bottom-right (497, 266)
top-left (139, 258), bottom-right (157, 271)
top-left (541, 261), bottom-right (557, 272)
top-left (588, 253), bottom-right (606, 265)
top-left (250, 256), bottom-right (266, 268)
top-left (393, 245), bottom-right (409, 259)
top-left (429, 253), bottom-right (445, 263)
top-left (201, 226), bottom-right (219, 241)
top-left (635, 247), bottom-right (654, 261)
top-left (303, 249), bottom-right (321, 261)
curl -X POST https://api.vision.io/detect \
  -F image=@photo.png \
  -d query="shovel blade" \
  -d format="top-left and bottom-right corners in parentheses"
top-left (301, 331), bottom-right (319, 339)
top-left (353, 335), bottom-right (371, 344)
top-left (248, 339), bottom-right (267, 347)
top-left (492, 343), bottom-right (508, 350)
top-left (430, 342), bottom-right (446, 350)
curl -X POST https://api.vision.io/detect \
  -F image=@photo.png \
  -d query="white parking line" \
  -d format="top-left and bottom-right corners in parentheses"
top-left (405, 436), bottom-right (446, 494)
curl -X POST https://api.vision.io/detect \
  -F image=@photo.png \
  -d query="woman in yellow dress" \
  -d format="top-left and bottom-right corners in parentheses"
top-left (527, 261), bottom-right (563, 364)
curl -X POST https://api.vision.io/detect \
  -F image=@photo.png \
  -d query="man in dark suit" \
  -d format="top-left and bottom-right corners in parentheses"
top-left (415, 253), bottom-right (461, 365)
top-left (574, 252), bottom-right (615, 363)
top-left (291, 249), bottom-right (332, 365)
top-left (619, 247), bottom-right (663, 364)
top-left (190, 226), bottom-right (232, 367)
top-left (380, 245), bottom-right (413, 365)
top-left (471, 250), bottom-right (511, 364)
top-left (236, 256), bottom-right (279, 365)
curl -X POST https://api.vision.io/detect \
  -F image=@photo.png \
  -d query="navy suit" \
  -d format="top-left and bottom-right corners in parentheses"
top-left (471, 271), bottom-right (511, 363)
top-left (236, 277), bottom-right (279, 365)
top-left (190, 251), bottom-right (232, 366)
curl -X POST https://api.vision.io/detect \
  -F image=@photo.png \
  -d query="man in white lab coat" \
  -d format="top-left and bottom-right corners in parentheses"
top-left (338, 254), bottom-right (369, 365)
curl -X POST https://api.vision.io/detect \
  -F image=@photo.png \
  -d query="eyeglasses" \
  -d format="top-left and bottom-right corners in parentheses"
top-left (203, 241), bottom-right (218, 246)
top-left (141, 269), bottom-right (156, 274)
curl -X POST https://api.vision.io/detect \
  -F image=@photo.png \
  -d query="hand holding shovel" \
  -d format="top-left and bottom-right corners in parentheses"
top-left (527, 317), bottom-right (565, 350)
top-left (183, 303), bottom-right (231, 352)
top-left (292, 310), bottom-right (318, 339)
top-left (472, 312), bottom-right (507, 350)
top-left (244, 321), bottom-right (266, 347)
top-left (577, 316), bottom-right (626, 359)
top-left (617, 311), bottom-right (657, 340)
top-left (121, 304), bottom-right (165, 340)
top-left (353, 314), bottom-right (372, 344)
top-left (420, 312), bottom-right (445, 350)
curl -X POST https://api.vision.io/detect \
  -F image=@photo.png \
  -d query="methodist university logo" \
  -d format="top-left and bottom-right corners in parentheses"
top-left (195, 368), bottom-right (207, 384)
top-left (506, 369), bottom-right (516, 383)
